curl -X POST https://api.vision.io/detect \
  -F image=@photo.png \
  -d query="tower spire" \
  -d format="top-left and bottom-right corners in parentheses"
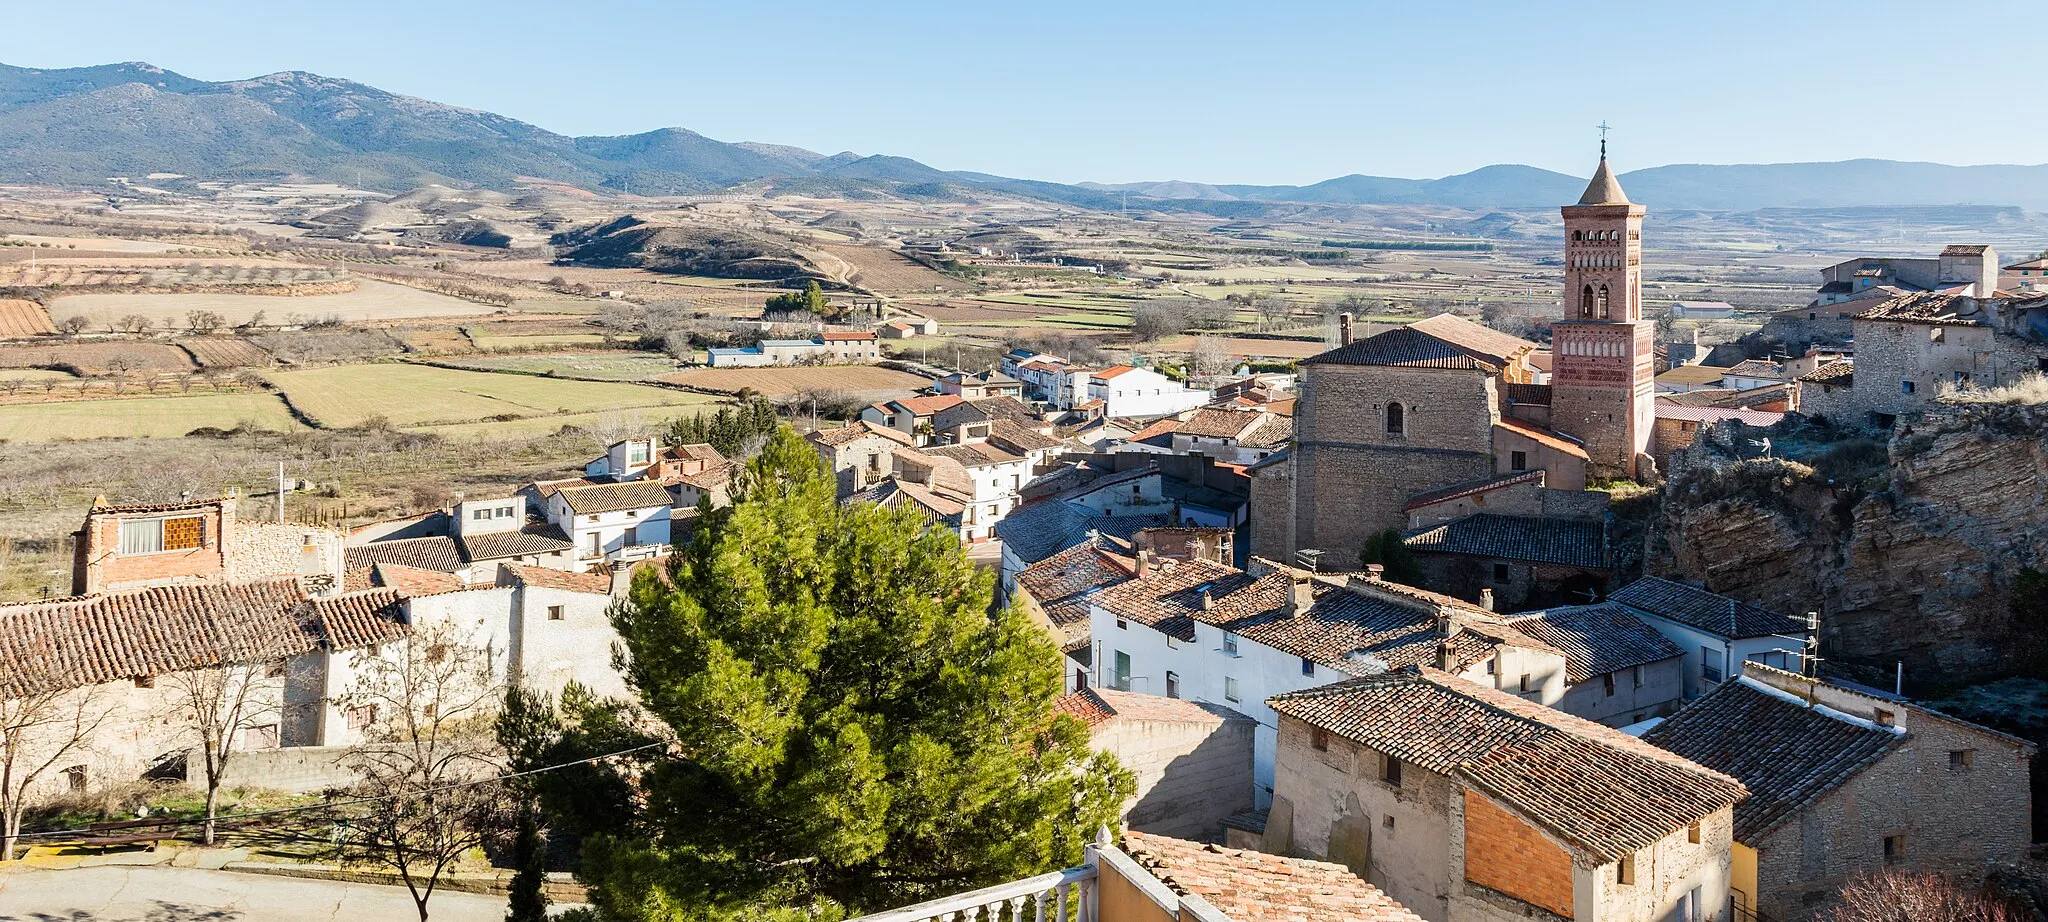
top-left (1597, 121), bottom-right (1611, 159)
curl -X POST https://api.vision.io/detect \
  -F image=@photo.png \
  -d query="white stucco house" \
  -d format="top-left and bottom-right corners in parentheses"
top-left (541, 480), bottom-right (674, 566)
top-left (1608, 576), bottom-right (1810, 700)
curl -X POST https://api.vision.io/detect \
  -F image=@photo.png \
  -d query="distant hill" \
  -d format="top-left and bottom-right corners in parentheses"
top-left (6, 60), bottom-right (2048, 214)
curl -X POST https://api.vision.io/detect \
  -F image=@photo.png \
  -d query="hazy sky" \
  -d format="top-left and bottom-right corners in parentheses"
top-left (4, 0), bottom-right (2041, 185)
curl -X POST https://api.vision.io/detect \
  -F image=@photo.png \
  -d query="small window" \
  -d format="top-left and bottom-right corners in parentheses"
top-left (473, 509), bottom-right (490, 521)
top-left (1930, 328), bottom-right (1945, 343)
top-left (1509, 450), bottom-right (1527, 471)
top-left (1950, 749), bottom-right (1975, 770)
top-left (1519, 674), bottom-right (1531, 693)
top-left (1688, 821), bottom-right (1701, 844)
top-left (1604, 673), bottom-right (1616, 697)
top-left (587, 514), bottom-right (600, 523)
top-left (133, 675), bottom-right (154, 688)
top-left (1385, 402), bottom-right (1405, 435)
top-left (498, 507), bottom-right (514, 518)
top-left (1311, 727), bottom-right (1330, 752)
top-left (1492, 563), bottom-right (1510, 583)
top-left (1223, 633), bottom-right (1239, 656)
top-left (1301, 657), bottom-right (1316, 677)
top-left (1874, 708), bottom-right (1895, 727)
top-left (1165, 671), bottom-right (1179, 699)
top-left (242, 723), bottom-right (280, 750)
top-left (1224, 676), bottom-right (1241, 703)
top-left (1901, 380), bottom-right (1916, 395)
top-left (1383, 814), bottom-right (1396, 830)
top-left (1485, 658), bottom-right (1496, 675)
top-left (346, 705), bottom-right (377, 730)
top-left (1115, 618), bottom-right (1127, 630)
top-left (1618, 854), bottom-right (1637, 885)
top-left (1382, 754), bottom-right (1402, 787)
top-left (547, 605), bottom-right (565, 621)
top-left (1883, 834), bottom-right (1905, 863)
top-left (64, 765), bottom-right (88, 794)
top-left (1701, 646), bottom-right (1723, 683)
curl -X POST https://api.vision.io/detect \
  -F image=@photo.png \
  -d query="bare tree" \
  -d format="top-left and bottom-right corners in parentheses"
top-left (1825, 870), bottom-right (2027, 922)
top-left (160, 659), bottom-right (283, 845)
top-left (1130, 300), bottom-right (1189, 341)
top-left (339, 621), bottom-right (505, 922)
top-left (1, 670), bottom-right (114, 859)
top-left (186, 310), bottom-right (227, 335)
top-left (116, 314), bottom-right (152, 335)
top-left (596, 303), bottom-right (641, 345)
top-left (0, 377), bottom-right (23, 397)
top-left (56, 315), bottom-right (90, 336)
top-left (581, 410), bottom-right (649, 454)
top-left (1254, 297), bottom-right (1295, 329)
top-left (1188, 336), bottom-right (1233, 376)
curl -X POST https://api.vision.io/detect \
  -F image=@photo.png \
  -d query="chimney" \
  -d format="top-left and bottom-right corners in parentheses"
top-left (1199, 589), bottom-right (1214, 611)
top-left (1134, 549), bottom-right (1153, 577)
top-left (1363, 563), bottom-right (1385, 581)
top-left (1479, 588), bottom-right (1495, 612)
top-left (1288, 574), bottom-right (1315, 617)
top-left (1338, 312), bottom-right (1355, 346)
top-left (1435, 638), bottom-right (1455, 670)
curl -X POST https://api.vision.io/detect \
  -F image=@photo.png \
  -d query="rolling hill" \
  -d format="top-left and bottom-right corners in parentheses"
top-left (6, 60), bottom-right (2048, 213)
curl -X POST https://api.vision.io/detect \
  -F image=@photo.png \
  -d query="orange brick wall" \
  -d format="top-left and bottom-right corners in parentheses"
top-left (76, 504), bottom-right (228, 594)
top-left (1464, 791), bottom-right (1575, 919)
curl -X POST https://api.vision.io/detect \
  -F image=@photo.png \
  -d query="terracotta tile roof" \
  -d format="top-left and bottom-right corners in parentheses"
top-left (821, 331), bottom-right (876, 341)
top-left (1798, 361), bottom-right (1855, 385)
top-left (920, 442), bottom-right (1025, 468)
top-left (1016, 538), bottom-right (1136, 630)
top-left (1493, 417), bottom-right (1590, 459)
top-left (558, 481), bottom-right (674, 515)
top-left (1508, 602), bottom-right (1685, 684)
top-left (1404, 470), bottom-right (1544, 511)
top-left (1303, 326), bottom-right (1492, 370)
top-left (932, 396), bottom-right (1043, 432)
top-left (1126, 416), bottom-right (1184, 443)
top-left (1271, 668), bottom-right (1746, 862)
top-left (1177, 407), bottom-right (1268, 440)
top-left (1941, 244), bottom-right (1990, 256)
top-left (369, 563), bottom-right (467, 597)
top-left (1123, 832), bottom-right (1426, 922)
top-left (0, 579), bottom-right (316, 696)
top-left (850, 478), bottom-right (966, 523)
top-left (1054, 688), bottom-right (1118, 727)
top-left (1093, 365), bottom-right (1138, 380)
top-left (989, 420), bottom-right (1062, 453)
top-left (1724, 359), bottom-right (1785, 379)
top-left (345, 536), bottom-right (464, 574)
top-left (1610, 576), bottom-right (1805, 640)
top-left (1407, 313), bottom-right (1538, 368)
top-left (1652, 404), bottom-right (1785, 426)
top-left (1857, 291), bottom-right (1993, 326)
top-left (1404, 513), bottom-right (1608, 569)
top-left (1644, 676), bottom-right (1900, 845)
top-left (1088, 687), bottom-right (1248, 723)
top-left (458, 523), bottom-right (574, 561)
top-left (667, 443), bottom-right (725, 463)
top-left (88, 495), bottom-right (228, 515)
top-left (994, 499), bottom-right (1171, 564)
top-left (1656, 364), bottom-right (1733, 386)
top-left (890, 394), bottom-right (967, 416)
top-left (306, 589), bottom-right (410, 650)
top-left (501, 563), bottom-right (613, 595)
top-left (810, 421), bottom-right (914, 448)
top-left (530, 478), bottom-right (588, 500)
top-left (1500, 382), bottom-right (1551, 406)
top-left (675, 460), bottom-right (737, 490)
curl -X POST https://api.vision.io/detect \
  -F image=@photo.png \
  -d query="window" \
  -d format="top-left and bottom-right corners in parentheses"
top-left (1596, 286), bottom-right (1611, 320)
top-left (1509, 450), bottom-right (1527, 471)
top-left (119, 515), bottom-right (203, 555)
top-left (242, 723), bottom-right (280, 750)
top-left (1223, 632), bottom-right (1239, 656)
top-left (1382, 754), bottom-right (1402, 787)
top-left (1113, 651), bottom-right (1132, 691)
top-left (1165, 671), bottom-right (1179, 699)
top-left (1383, 814), bottom-right (1395, 830)
top-left (1492, 563), bottom-right (1510, 583)
top-left (346, 705), bottom-right (377, 730)
top-left (1115, 618), bottom-right (1127, 630)
top-left (497, 506), bottom-right (514, 518)
top-left (473, 509), bottom-right (490, 521)
top-left (1301, 657), bottom-right (1316, 677)
top-left (1311, 727), bottom-right (1330, 751)
top-left (1485, 658), bottom-right (1496, 675)
top-left (1701, 646), bottom-right (1723, 683)
top-left (1632, 665), bottom-right (1643, 689)
top-left (1930, 328), bottom-right (1945, 344)
top-left (133, 675), bottom-right (154, 688)
top-left (1901, 380), bottom-right (1916, 395)
top-left (1883, 834), bottom-right (1905, 863)
top-left (1688, 821), bottom-right (1701, 844)
top-left (1874, 708), bottom-right (1895, 727)
top-left (1582, 286), bottom-right (1597, 318)
top-left (628, 442), bottom-right (649, 465)
top-left (1385, 402), bottom-right (1405, 435)
top-left (1950, 749), bottom-right (1976, 770)
top-left (65, 765), bottom-right (87, 794)
top-left (1518, 674), bottom-right (1530, 693)
top-left (1617, 853), bottom-right (1636, 885)
top-left (547, 605), bottom-right (565, 621)
top-left (1224, 676), bottom-right (1241, 703)
top-left (1604, 673), bottom-right (1616, 697)
top-left (586, 514), bottom-right (600, 523)
top-left (624, 526), bottom-right (639, 547)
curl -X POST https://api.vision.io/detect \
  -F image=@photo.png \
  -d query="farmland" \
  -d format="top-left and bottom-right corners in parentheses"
top-left (0, 392), bottom-right (302, 441)
top-left (0, 299), bottom-right (55, 337)
top-left (0, 341), bottom-right (196, 374)
top-left (443, 351), bottom-right (683, 381)
top-left (659, 365), bottom-right (931, 399)
top-left (177, 338), bottom-right (275, 367)
top-left (266, 363), bottom-right (719, 428)
top-left (813, 244), bottom-right (960, 293)
top-left (46, 279), bottom-right (494, 327)
top-left (407, 405), bottom-right (712, 440)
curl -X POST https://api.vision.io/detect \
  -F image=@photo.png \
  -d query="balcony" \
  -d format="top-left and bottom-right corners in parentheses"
top-left (848, 835), bottom-right (1234, 922)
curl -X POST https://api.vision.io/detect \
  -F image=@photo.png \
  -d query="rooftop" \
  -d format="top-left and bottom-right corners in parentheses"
top-left (1609, 576), bottom-right (1804, 640)
top-left (1404, 470), bottom-right (1544, 511)
top-left (993, 499), bottom-right (1171, 565)
top-left (457, 523), bottom-right (574, 562)
top-left (1270, 668), bottom-right (1746, 862)
top-left (1303, 324), bottom-right (1497, 371)
top-left (1404, 513), bottom-right (1608, 569)
top-left (1123, 832), bottom-right (1426, 922)
top-left (1055, 687), bottom-right (1249, 729)
top-left (1406, 313), bottom-right (1539, 369)
top-left (1797, 361), bottom-right (1855, 385)
top-left (557, 481), bottom-right (675, 515)
top-left (1017, 537), bottom-right (1137, 630)
top-left (345, 535), bottom-right (464, 574)
top-left (1576, 154), bottom-right (1631, 206)
top-left (1857, 291), bottom-right (1993, 327)
top-left (1656, 364), bottom-right (1734, 387)
top-left (1652, 404), bottom-right (1786, 427)
top-left (499, 563), bottom-right (613, 595)
top-left (1508, 602), bottom-right (1686, 684)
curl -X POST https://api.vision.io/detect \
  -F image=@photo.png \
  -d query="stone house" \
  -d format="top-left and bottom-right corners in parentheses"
top-left (1056, 687), bottom-right (1256, 840)
top-left (1506, 602), bottom-right (1686, 728)
top-left (1608, 577), bottom-right (1810, 700)
top-left (860, 393), bottom-right (965, 445)
top-left (1266, 668), bottom-right (1747, 922)
top-left (807, 421), bottom-right (916, 499)
top-left (73, 494), bottom-right (346, 596)
top-left (1650, 405), bottom-right (1786, 470)
top-left (1087, 557), bottom-right (1568, 806)
top-left (1795, 361), bottom-right (1857, 420)
top-left (1403, 512), bottom-right (1611, 612)
top-left (1645, 664), bottom-right (2035, 921)
top-left (1835, 289), bottom-right (2048, 426)
top-left (1166, 406), bottom-right (1293, 465)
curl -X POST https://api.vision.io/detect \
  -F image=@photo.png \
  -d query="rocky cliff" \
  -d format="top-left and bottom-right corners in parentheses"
top-left (1656, 402), bottom-right (2048, 686)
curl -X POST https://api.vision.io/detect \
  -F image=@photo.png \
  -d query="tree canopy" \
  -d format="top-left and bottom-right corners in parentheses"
top-left (505, 427), bottom-right (1129, 921)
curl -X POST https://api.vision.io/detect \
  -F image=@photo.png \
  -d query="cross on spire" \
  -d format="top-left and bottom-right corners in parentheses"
top-left (1597, 121), bottom-right (1611, 158)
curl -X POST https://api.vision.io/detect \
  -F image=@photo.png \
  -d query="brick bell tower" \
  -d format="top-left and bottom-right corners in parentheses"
top-left (1551, 140), bottom-right (1654, 479)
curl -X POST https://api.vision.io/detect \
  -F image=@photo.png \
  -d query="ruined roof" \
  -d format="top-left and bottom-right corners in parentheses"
top-left (305, 589), bottom-right (410, 650)
top-left (1404, 470), bottom-right (1544, 511)
top-left (457, 523), bottom-right (574, 562)
top-left (1609, 576), bottom-right (1804, 640)
top-left (931, 395), bottom-right (1042, 432)
top-left (87, 495), bottom-right (229, 516)
top-left (1798, 361), bottom-right (1855, 385)
top-left (1270, 668), bottom-right (1747, 862)
top-left (345, 536), bottom-right (464, 574)
top-left (1856, 291), bottom-right (1992, 327)
top-left (1577, 155), bottom-right (1632, 206)
top-left (1643, 676), bottom-right (1900, 845)
top-left (557, 481), bottom-right (674, 515)
top-left (1508, 602), bottom-right (1686, 684)
top-left (1404, 513), bottom-right (1608, 569)
top-left (500, 563), bottom-right (613, 595)
top-left (1941, 244), bottom-right (1990, 257)
top-left (1123, 832), bottom-right (1427, 922)
top-left (809, 420), bottom-right (916, 449)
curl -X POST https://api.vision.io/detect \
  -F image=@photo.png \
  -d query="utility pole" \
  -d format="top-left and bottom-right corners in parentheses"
top-left (277, 461), bottom-right (287, 524)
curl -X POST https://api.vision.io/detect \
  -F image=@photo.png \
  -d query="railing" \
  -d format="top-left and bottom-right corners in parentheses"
top-left (849, 865), bottom-right (1097, 922)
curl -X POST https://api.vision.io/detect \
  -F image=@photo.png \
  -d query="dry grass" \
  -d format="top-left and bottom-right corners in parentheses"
top-left (176, 337), bottom-right (274, 367)
top-left (266, 363), bottom-right (718, 428)
top-left (47, 279), bottom-right (491, 327)
top-left (814, 244), bottom-right (962, 293)
top-left (0, 299), bottom-right (55, 337)
top-left (0, 341), bottom-right (196, 374)
top-left (1940, 374), bottom-right (2048, 406)
top-left (660, 364), bottom-right (932, 398)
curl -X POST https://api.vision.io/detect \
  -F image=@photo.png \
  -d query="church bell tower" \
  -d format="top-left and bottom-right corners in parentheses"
top-left (1550, 140), bottom-right (1654, 478)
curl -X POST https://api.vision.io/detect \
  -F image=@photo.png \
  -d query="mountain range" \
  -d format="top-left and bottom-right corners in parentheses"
top-left (8, 61), bottom-right (2048, 214)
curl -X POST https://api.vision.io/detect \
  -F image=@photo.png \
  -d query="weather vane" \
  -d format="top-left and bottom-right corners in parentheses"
top-left (1597, 121), bottom-right (1611, 157)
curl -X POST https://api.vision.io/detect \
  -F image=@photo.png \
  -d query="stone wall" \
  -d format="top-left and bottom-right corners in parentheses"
top-left (1550, 657), bottom-right (1684, 728)
top-left (1248, 456), bottom-right (1295, 560)
top-left (1093, 710), bottom-right (1255, 840)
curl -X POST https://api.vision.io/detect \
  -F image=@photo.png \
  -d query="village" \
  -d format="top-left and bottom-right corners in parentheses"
top-left (6, 144), bottom-right (2048, 922)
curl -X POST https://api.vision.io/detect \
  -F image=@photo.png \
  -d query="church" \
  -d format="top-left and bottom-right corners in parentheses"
top-left (1250, 148), bottom-right (1656, 578)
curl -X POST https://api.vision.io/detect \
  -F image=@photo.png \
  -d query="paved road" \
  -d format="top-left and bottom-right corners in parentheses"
top-left (0, 865), bottom-right (511, 922)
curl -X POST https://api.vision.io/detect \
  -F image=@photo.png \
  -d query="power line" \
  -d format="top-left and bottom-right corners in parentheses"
top-left (13, 740), bottom-right (668, 841)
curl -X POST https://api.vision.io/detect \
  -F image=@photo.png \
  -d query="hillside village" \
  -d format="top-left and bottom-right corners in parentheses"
top-left (7, 146), bottom-right (2048, 922)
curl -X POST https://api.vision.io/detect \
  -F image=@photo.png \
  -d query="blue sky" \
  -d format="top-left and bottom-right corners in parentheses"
top-left (3, 1), bottom-right (2041, 185)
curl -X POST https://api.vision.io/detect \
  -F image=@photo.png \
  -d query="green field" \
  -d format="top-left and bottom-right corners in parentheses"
top-left (0, 393), bottom-right (303, 441)
top-left (406, 405), bottom-right (720, 440)
top-left (468, 332), bottom-right (610, 350)
top-left (266, 363), bottom-right (718, 428)
top-left (441, 351), bottom-right (683, 381)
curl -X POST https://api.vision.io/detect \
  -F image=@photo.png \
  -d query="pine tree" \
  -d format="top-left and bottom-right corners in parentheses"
top-left (1359, 527), bottom-right (1426, 588)
top-left (505, 803), bottom-right (549, 922)
top-left (556, 427), bottom-right (1130, 921)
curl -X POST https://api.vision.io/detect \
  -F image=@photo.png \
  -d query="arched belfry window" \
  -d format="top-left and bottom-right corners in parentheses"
top-left (1386, 401), bottom-right (1405, 435)
top-left (1596, 286), bottom-right (1611, 319)
top-left (1580, 285), bottom-right (1595, 318)
top-left (1573, 230), bottom-right (1582, 242)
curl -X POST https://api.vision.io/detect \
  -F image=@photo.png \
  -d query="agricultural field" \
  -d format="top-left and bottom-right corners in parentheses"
top-left (0, 233), bottom-right (219, 254)
top-left (266, 363), bottom-right (718, 428)
top-left (0, 341), bottom-right (195, 374)
top-left (406, 405), bottom-right (715, 440)
top-left (176, 338), bottom-right (275, 367)
top-left (1152, 334), bottom-right (1333, 359)
top-left (444, 351), bottom-right (683, 381)
top-left (813, 244), bottom-right (961, 293)
top-left (46, 279), bottom-right (493, 328)
top-left (0, 261), bottom-right (345, 290)
top-left (391, 326), bottom-right (477, 353)
top-left (0, 299), bottom-right (55, 337)
top-left (660, 365), bottom-right (931, 399)
top-left (467, 332), bottom-right (608, 350)
top-left (0, 368), bottom-right (78, 382)
top-left (0, 392), bottom-right (302, 441)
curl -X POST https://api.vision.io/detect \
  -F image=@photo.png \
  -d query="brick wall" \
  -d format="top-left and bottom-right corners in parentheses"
top-left (1248, 457), bottom-right (1295, 560)
top-left (1463, 791), bottom-right (1575, 918)
top-left (1551, 320), bottom-right (1655, 479)
top-left (77, 501), bottom-right (231, 594)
